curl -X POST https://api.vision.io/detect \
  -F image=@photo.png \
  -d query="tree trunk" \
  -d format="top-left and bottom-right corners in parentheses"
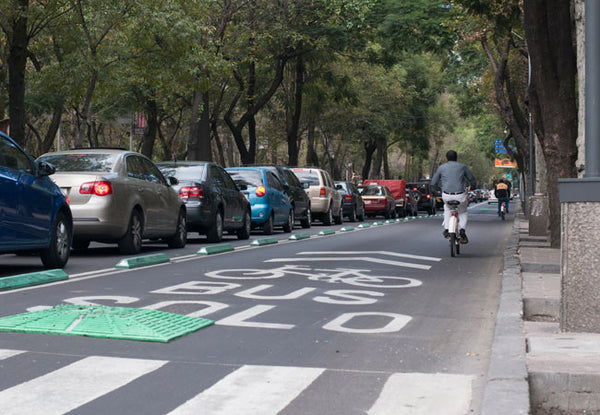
top-left (188, 90), bottom-right (212, 161)
top-left (362, 139), bottom-right (377, 180)
top-left (287, 57), bottom-right (304, 166)
top-left (40, 97), bottom-right (64, 154)
top-left (524, 0), bottom-right (578, 247)
top-left (306, 116), bottom-right (318, 166)
top-left (7, 0), bottom-right (28, 146)
top-left (225, 58), bottom-right (287, 165)
top-left (141, 99), bottom-right (158, 158)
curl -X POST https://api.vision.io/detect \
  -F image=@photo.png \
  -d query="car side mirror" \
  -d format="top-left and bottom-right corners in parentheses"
top-left (36, 161), bottom-right (55, 177)
top-left (167, 176), bottom-right (179, 186)
top-left (335, 184), bottom-right (343, 190)
top-left (238, 184), bottom-right (248, 191)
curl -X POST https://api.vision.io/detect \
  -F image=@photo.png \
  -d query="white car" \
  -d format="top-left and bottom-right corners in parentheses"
top-left (292, 167), bottom-right (343, 225)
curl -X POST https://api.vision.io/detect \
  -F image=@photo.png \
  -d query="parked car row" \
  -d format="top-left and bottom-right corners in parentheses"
top-left (1, 130), bottom-right (455, 270)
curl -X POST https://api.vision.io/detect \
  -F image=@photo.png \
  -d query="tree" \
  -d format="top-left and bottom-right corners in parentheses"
top-left (523, 0), bottom-right (578, 247)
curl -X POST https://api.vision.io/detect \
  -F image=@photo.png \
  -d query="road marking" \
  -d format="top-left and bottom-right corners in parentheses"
top-left (297, 251), bottom-right (441, 262)
top-left (368, 372), bottom-right (473, 415)
top-left (265, 256), bottom-right (432, 270)
top-left (0, 349), bottom-right (24, 360)
top-left (0, 350), bottom-right (477, 414)
top-left (167, 365), bottom-right (325, 415)
top-left (0, 356), bottom-right (167, 415)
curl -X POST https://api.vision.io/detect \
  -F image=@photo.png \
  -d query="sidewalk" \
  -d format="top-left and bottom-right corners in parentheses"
top-left (482, 207), bottom-right (600, 414)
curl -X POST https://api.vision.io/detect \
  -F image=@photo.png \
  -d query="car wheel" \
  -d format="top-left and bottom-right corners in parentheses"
top-left (348, 206), bottom-right (357, 222)
top-left (263, 214), bottom-right (274, 235)
top-left (167, 209), bottom-right (187, 248)
top-left (283, 209), bottom-right (294, 233)
top-left (207, 211), bottom-right (224, 242)
top-left (40, 211), bottom-right (72, 268)
top-left (119, 210), bottom-right (143, 254)
top-left (301, 207), bottom-right (312, 228)
top-left (323, 205), bottom-right (333, 225)
top-left (237, 210), bottom-right (251, 240)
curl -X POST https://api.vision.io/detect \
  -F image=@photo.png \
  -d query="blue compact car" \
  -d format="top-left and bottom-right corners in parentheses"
top-left (0, 131), bottom-right (73, 268)
top-left (226, 167), bottom-right (293, 235)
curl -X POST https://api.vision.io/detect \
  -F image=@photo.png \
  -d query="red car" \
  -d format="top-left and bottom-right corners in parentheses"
top-left (359, 185), bottom-right (396, 219)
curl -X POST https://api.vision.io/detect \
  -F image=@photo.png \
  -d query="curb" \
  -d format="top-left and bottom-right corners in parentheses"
top-left (481, 208), bottom-right (530, 414)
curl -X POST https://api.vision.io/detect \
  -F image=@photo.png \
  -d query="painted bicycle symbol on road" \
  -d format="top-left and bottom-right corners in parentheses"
top-left (205, 265), bottom-right (422, 289)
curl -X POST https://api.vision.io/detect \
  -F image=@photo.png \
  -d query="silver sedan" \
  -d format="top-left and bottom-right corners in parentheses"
top-left (37, 149), bottom-right (186, 254)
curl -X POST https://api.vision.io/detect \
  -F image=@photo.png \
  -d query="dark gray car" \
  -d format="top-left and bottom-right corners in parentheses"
top-left (157, 161), bottom-right (251, 242)
top-left (335, 181), bottom-right (365, 222)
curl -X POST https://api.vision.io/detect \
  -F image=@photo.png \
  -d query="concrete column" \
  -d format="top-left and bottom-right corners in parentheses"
top-left (559, 180), bottom-right (600, 332)
top-left (557, 0), bottom-right (600, 333)
top-left (528, 194), bottom-right (549, 236)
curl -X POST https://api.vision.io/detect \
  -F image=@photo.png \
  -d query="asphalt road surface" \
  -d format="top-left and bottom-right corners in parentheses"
top-left (0, 203), bottom-right (513, 414)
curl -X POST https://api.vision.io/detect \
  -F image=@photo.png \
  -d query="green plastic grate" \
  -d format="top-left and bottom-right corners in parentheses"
top-left (0, 269), bottom-right (68, 291)
top-left (0, 304), bottom-right (213, 343)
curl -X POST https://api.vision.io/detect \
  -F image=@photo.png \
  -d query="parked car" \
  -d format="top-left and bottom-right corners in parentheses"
top-left (335, 181), bottom-right (365, 222)
top-left (405, 188), bottom-right (419, 216)
top-left (361, 185), bottom-right (396, 219)
top-left (37, 149), bottom-right (186, 254)
top-left (407, 181), bottom-right (437, 215)
top-left (362, 179), bottom-right (407, 217)
top-left (0, 131), bottom-right (73, 268)
top-left (157, 161), bottom-right (251, 242)
top-left (245, 164), bottom-right (312, 228)
top-left (226, 167), bottom-right (294, 234)
top-left (292, 167), bottom-right (343, 225)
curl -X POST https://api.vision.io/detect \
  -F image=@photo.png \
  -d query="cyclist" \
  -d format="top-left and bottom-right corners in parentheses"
top-left (494, 179), bottom-right (510, 216)
top-left (431, 150), bottom-right (476, 244)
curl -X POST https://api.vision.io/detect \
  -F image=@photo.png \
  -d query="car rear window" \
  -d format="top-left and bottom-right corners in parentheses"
top-left (227, 169), bottom-right (263, 187)
top-left (363, 186), bottom-right (383, 196)
top-left (159, 165), bottom-right (206, 181)
top-left (293, 169), bottom-right (320, 186)
top-left (38, 154), bottom-right (118, 172)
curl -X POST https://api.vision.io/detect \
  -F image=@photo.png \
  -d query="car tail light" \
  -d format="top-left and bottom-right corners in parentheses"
top-left (256, 186), bottom-right (267, 197)
top-left (320, 187), bottom-right (326, 197)
top-left (345, 193), bottom-right (352, 202)
top-left (426, 194), bottom-right (431, 199)
top-left (180, 186), bottom-right (203, 199)
top-left (80, 181), bottom-right (112, 196)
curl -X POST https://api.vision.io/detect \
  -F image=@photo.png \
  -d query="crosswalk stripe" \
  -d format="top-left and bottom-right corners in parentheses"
top-left (0, 355), bottom-right (167, 415)
top-left (368, 372), bottom-right (474, 415)
top-left (0, 349), bottom-right (24, 360)
top-left (167, 364), bottom-right (325, 415)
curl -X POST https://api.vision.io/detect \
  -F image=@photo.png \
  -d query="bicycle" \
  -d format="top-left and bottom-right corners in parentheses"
top-left (500, 201), bottom-right (506, 220)
top-left (205, 264), bottom-right (422, 288)
top-left (445, 200), bottom-right (461, 257)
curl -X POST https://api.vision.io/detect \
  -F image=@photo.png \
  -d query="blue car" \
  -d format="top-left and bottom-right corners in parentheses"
top-left (0, 131), bottom-right (73, 268)
top-left (226, 167), bottom-right (293, 235)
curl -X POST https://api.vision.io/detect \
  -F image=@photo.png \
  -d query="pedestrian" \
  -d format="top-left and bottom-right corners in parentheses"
top-left (431, 150), bottom-right (477, 243)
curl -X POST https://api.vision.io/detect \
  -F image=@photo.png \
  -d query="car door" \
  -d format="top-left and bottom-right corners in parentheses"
top-left (218, 166), bottom-right (245, 226)
top-left (324, 171), bottom-right (341, 211)
top-left (267, 172), bottom-right (288, 223)
top-left (0, 136), bottom-right (53, 248)
top-left (283, 169), bottom-right (309, 216)
top-left (140, 157), bottom-right (178, 235)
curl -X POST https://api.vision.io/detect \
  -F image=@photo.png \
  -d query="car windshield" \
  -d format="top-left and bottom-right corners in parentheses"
top-left (159, 165), bottom-right (206, 181)
top-left (293, 170), bottom-right (320, 186)
top-left (38, 153), bottom-right (118, 172)
top-left (363, 186), bottom-right (383, 196)
top-left (227, 169), bottom-right (263, 187)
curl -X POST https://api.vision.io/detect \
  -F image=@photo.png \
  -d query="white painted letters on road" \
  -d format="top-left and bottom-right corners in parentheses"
top-left (323, 312), bottom-right (411, 334)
